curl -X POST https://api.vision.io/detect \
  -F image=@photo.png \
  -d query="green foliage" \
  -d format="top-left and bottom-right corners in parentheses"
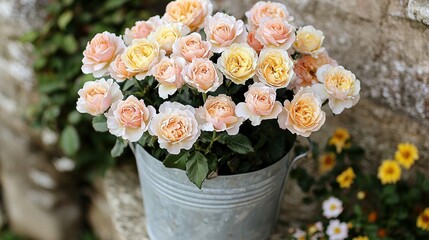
top-left (290, 130), bottom-right (429, 239)
top-left (186, 151), bottom-right (209, 189)
top-left (26, 0), bottom-right (170, 179)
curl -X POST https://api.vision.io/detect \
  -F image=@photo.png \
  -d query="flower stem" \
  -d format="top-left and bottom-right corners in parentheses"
top-left (202, 93), bottom-right (207, 102)
top-left (205, 131), bottom-right (217, 154)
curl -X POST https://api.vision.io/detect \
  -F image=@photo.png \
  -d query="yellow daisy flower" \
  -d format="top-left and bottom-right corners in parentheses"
top-left (395, 142), bottom-right (419, 169)
top-left (336, 167), bottom-right (356, 188)
top-left (357, 191), bottom-right (366, 200)
top-left (329, 128), bottom-right (350, 153)
top-left (319, 153), bottom-right (336, 174)
top-left (353, 236), bottom-right (369, 240)
top-left (377, 160), bottom-right (401, 184)
top-left (417, 208), bottom-right (429, 231)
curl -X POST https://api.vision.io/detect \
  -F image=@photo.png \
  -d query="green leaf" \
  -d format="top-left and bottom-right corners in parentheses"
top-left (206, 153), bottom-right (218, 173)
top-left (186, 151), bottom-right (209, 188)
top-left (111, 138), bottom-right (127, 157)
top-left (60, 125), bottom-right (80, 156)
top-left (58, 10), bottom-right (73, 30)
top-left (20, 30), bottom-right (39, 43)
top-left (61, 35), bottom-right (78, 54)
top-left (163, 151), bottom-right (189, 170)
top-left (105, 0), bottom-right (129, 10)
top-left (219, 134), bottom-right (254, 154)
top-left (92, 115), bottom-right (108, 132)
top-left (68, 111), bottom-right (81, 124)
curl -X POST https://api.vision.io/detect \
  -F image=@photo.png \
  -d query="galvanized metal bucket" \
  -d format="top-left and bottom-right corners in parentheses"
top-left (134, 143), bottom-right (308, 240)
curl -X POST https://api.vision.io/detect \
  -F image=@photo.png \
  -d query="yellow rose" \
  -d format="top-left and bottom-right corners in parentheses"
top-left (121, 38), bottom-right (163, 80)
top-left (293, 25), bottom-right (325, 56)
top-left (217, 43), bottom-right (257, 85)
top-left (164, 0), bottom-right (213, 31)
top-left (148, 23), bottom-right (189, 54)
top-left (256, 48), bottom-right (294, 88)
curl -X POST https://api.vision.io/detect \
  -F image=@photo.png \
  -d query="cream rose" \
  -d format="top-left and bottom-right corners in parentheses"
top-left (183, 58), bottom-right (222, 93)
top-left (121, 38), bottom-right (164, 80)
top-left (76, 78), bottom-right (123, 116)
top-left (148, 23), bottom-right (190, 54)
top-left (164, 0), bottom-right (213, 31)
top-left (171, 32), bottom-right (212, 62)
top-left (153, 56), bottom-right (187, 99)
top-left (105, 95), bottom-right (156, 142)
top-left (245, 1), bottom-right (293, 31)
top-left (312, 65), bottom-right (360, 114)
top-left (123, 16), bottom-right (164, 45)
top-left (81, 31), bottom-right (125, 78)
top-left (290, 51), bottom-right (337, 90)
top-left (196, 94), bottom-right (244, 135)
top-left (204, 12), bottom-right (247, 53)
top-left (217, 43), bottom-right (257, 85)
top-left (148, 102), bottom-right (200, 154)
top-left (278, 87), bottom-right (326, 137)
top-left (108, 55), bottom-right (137, 82)
top-left (236, 83), bottom-right (283, 126)
top-left (256, 48), bottom-right (294, 88)
top-left (247, 30), bottom-right (264, 53)
top-left (293, 25), bottom-right (325, 56)
top-left (255, 18), bottom-right (295, 50)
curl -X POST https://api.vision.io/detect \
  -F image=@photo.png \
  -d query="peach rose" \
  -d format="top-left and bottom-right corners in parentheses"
top-left (256, 48), bottom-right (294, 88)
top-left (236, 83), bottom-right (283, 126)
top-left (290, 51), bottom-right (337, 90)
top-left (121, 38), bottom-right (164, 80)
top-left (105, 95), bottom-right (156, 142)
top-left (245, 1), bottom-right (293, 31)
top-left (76, 78), bottom-right (123, 116)
top-left (148, 102), bottom-right (200, 154)
top-left (196, 94), bottom-right (244, 135)
top-left (164, 0), bottom-right (213, 31)
top-left (123, 16), bottom-right (164, 45)
top-left (255, 18), bottom-right (295, 50)
top-left (204, 12), bottom-right (247, 53)
top-left (81, 32), bottom-right (125, 78)
top-left (148, 23), bottom-right (190, 54)
top-left (183, 58), bottom-right (222, 93)
top-left (293, 25), bottom-right (325, 56)
top-left (172, 32), bottom-right (212, 62)
top-left (153, 56), bottom-right (187, 99)
top-left (108, 55), bottom-right (137, 82)
top-left (312, 65), bottom-right (360, 114)
top-left (217, 43), bottom-right (257, 85)
top-left (247, 30), bottom-right (264, 53)
top-left (278, 87), bottom-right (326, 137)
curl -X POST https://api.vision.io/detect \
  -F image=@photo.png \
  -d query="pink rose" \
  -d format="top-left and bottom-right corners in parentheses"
top-left (196, 94), bottom-right (243, 135)
top-left (149, 102), bottom-right (200, 154)
top-left (172, 32), bottom-right (212, 62)
top-left (81, 32), bottom-right (125, 78)
top-left (236, 83), bottom-right (283, 126)
top-left (290, 51), bottom-right (337, 90)
top-left (183, 58), bottom-right (223, 93)
top-left (108, 55), bottom-right (137, 82)
top-left (105, 95), bottom-right (156, 142)
top-left (255, 18), bottom-right (295, 50)
top-left (204, 12), bottom-right (247, 53)
top-left (245, 1), bottom-right (293, 31)
top-left (278, 87), bottom-right (326, 137)
top-left (153, 56), bottom-right (187, 99)
top-left (76, 78), bottom-right (123, 116)
top-left (123, 16), bottom-right (163, 45)
top-left (247, 30), bottom-right (264, 54)
top-left (164, 0), bottom-right (213, 31)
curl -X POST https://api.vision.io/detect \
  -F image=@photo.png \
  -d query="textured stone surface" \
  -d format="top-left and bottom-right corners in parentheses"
top-left (407, 0), bottom-right (429, 25)
top-left (0, 0), bottom-right (82, 239)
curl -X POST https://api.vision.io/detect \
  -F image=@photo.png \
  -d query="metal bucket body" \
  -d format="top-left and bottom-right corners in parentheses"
top-left (135, 145), bottom-right (289, 240)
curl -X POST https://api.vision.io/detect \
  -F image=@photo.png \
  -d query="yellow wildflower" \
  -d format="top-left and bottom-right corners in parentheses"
top-left (353, 236), bottom-right (369, 240)
top-left (319, 153), bottom-right (336, 174)
top-left (395, 142), bottom-right (419, 169)
top-left (357, 191), bottom-right (365, 200)
top-left (417, 208), bottom-right (429, 231)
top-left (336, 167), bottom-right (355, 188)
top-left (329, 128), bottom-right (350, 153)
top-left (377, 160), bottom-right (401, 184)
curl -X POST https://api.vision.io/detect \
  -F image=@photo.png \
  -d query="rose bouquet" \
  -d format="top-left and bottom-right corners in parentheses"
top-left (76, 0), bottom-right (360, 188)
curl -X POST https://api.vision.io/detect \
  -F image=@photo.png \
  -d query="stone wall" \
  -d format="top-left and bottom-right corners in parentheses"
top-left (0, 0), bottom-right (82, 239)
